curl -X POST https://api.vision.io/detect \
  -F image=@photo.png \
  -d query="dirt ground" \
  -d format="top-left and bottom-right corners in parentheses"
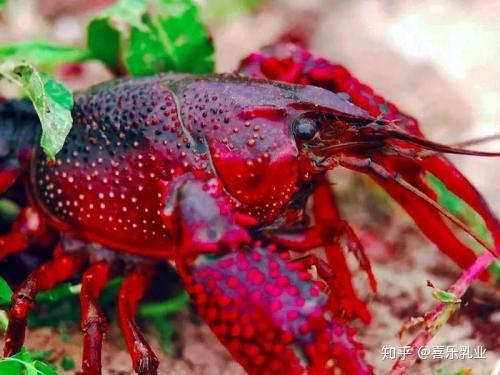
top-left (0, 0), bottom-right (499, 374)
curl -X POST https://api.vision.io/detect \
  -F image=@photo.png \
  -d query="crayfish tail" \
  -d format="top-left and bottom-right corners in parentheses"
top-left (181, 243), bottom-right (372, 374)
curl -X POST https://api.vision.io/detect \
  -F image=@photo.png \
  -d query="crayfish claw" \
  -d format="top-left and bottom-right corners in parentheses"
top-left (181, 243), bottom-right (372, 374)
top-left (135, 353), bottom-right (160, 375)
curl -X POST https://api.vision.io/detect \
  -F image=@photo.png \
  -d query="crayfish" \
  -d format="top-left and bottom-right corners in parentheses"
top-left (0, 43), bottom-right (498, 375)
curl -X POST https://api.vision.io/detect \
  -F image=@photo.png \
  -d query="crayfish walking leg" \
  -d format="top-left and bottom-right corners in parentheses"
top-left (271, 176), bottom-right (375, 323)
top-left (0, 207), bottom-right (57, 261)
top-left (117, 264), bottom-right (159, 375)
top-left (80, 261), bottom-right (111, 375)
top-left (4, 248), bottom-right (87, 356)
top-left (0, 100), bottom-right (44, 260)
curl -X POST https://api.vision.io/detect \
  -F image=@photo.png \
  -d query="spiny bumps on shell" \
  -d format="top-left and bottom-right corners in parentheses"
top-left (184, 243), bottom-right (371, 374)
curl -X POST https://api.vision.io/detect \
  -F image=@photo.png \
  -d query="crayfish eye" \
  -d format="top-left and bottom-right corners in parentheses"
top-left (293, 117), bottom-right (319, 141)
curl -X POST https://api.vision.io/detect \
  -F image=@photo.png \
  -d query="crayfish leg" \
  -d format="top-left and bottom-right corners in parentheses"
top-left (312, 178), bottom-right (377, 290)
top-left (0, 231), bottom-right (28, 261)
top-left (0, 206), bottom-right (57, 261)
top-left (80, 261), bottom-right (110, 375)
top-left (271, 176), bottom-right (374, 324)
top-left (0, 162), bottom-right (19, 196)
top-left (117, 264), bottom-right (159, 375)
top-left (3, 247), bottom-right (87, 357)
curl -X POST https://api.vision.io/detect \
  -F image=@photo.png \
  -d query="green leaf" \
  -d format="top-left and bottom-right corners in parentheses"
top-left (151, 316), bottom-right (176, 355)
top-left (28, 277), bottom-right (123, 329)
top-left (0, 359), bottom-right (23, 374)
top-left (33, 361), bottom-right (57, 375)
top-left (432, 288), bottom-right (461, 304)
top-left (87, 0), bottom-right (214, 75)
top-left (124, 0), bottom-right (214, 75)
top-left (0, 347), bottom-right (56, 375)
top-left (7, 347), bottom-right (33, 363)
top-left (0, 61), bottom-right (73, 159)
top-left (0, 310), bottom-right (8, 331)
top-left (0, 276), bottom-right (13, 306)
top-left (138, 292), bottom-right (188, 356)
top-left (489, 261), bottom-right (500, 277)
top-left (87, 0), bottom-right (148, 70)
top-left (60, 357), bottom-right (75, 371)
top-left (92, 0), bottom-right (149, 30)
top-left (36, 282), bottom-right (81, 304)
top-left (426, 173), bottom-right (492, 245)
top-left (139, 291), bottom-right (188, 317)
top-left (0, 198), bottom-right (21, 220)
top-left (200, 0), bottom-right (265, 22)
top-left (30, 351), bottom-right (52, 362)
top-left (0, 41), bottom-right (90, 70)
top-left (436, 366), bottom-right (472, 375)
top-left (0, 0), bottom-right (6, 11)
top-left (426, 173), bottom-right (500, 278)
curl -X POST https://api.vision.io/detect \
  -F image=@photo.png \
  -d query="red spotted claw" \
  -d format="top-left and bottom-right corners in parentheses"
top-left (180, 243), bottom-right (372, 375)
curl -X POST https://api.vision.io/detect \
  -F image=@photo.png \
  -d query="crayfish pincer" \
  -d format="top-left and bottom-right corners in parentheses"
top-left (0, 43), bottom-right (498, 374)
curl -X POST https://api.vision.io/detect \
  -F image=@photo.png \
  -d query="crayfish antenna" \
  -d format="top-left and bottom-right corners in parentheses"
top-left (344, 125), bottom-right (500, 261)
top-left (382, 131), bottom-right (500, 252)
top-left (372, 130), bottom-right (500, 263)
top-left (385, 129), bottom-right (500, 157)
top-left (418, 155), bottom-right (500, 252)
top-left (392, 176), bottom-right (494, 253)
top-left (181, 243), bottom-right (372, 374)
top-left (338, 155), bottom-right (498, 263)
top-left (418, 133), bottom-right (500, 158)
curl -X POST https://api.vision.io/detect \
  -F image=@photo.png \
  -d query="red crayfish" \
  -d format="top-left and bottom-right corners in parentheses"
top-left (0, 43), bottom-right (498, 374)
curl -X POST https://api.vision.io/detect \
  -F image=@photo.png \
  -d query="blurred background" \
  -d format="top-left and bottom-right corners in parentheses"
top-left (0, 0), bottom-right (499, 374)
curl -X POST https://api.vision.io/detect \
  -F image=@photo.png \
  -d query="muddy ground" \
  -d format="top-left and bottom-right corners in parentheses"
top-left (0, 0), bottom-right (499, 374)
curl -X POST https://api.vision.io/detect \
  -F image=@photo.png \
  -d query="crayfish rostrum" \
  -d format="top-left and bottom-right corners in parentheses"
top-left (0, 43), bottom-right (498, 375)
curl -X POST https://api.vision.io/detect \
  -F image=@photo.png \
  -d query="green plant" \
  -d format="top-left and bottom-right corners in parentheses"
top-left (0, 347), bottom-right (57, 375)
top-left (0, 0), bottom-right (214, 160)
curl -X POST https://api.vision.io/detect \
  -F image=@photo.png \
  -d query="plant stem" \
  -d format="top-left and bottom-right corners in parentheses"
top-left (138, 291), bottom-right (189, 317)
top-left (389, 251), bottom-right (495, 375)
